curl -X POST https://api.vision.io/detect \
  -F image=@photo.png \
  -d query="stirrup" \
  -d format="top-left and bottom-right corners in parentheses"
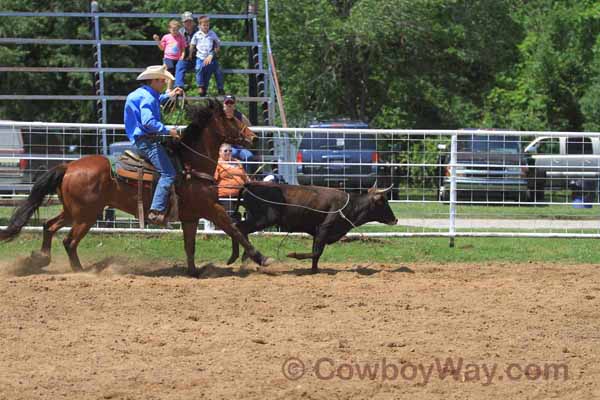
top-left (148, 210), bottom-right (167, 226)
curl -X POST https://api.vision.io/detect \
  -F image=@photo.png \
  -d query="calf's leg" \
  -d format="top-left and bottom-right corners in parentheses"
top-left (310, 234), bottom-right (327, 273)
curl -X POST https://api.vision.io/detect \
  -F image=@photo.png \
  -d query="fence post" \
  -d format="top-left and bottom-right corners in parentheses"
top-left (91, 1), bottom-right (108, 155)
top-left (449, 134), bottom-right (457, 247)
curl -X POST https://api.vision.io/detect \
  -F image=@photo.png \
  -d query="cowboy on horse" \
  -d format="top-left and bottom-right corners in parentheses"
top-left (124, 65), bottom-right (184, 225)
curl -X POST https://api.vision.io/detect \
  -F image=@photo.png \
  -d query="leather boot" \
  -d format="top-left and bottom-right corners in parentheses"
top-left (148, 209), bottom-right (167, 226)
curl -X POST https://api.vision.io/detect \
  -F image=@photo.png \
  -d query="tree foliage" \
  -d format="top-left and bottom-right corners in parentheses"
top-left (1, 0), bottom-right (600, 132)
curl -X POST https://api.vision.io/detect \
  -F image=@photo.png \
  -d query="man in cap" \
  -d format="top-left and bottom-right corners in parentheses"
top-left (124, 65), bottom-right (184, 225)
top-left (174, 11), bottom-right (198, 90)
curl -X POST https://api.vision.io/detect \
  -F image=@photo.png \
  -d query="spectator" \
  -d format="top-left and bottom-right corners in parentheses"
top-left (223, 94), bottom-right (257, 173)
top-left (152, 20), bottom-right (186, 91)
top-left (223, 94), bottom-right (251, 125)
top-left (189, 15), bottom-right (225, 97)
top-left (214, 143), bottom-right (250, 221)
top-left (174, 11), bottom-right (198, 90)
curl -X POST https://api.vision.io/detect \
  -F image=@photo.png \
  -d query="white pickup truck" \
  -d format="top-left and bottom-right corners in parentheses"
top-left (524, 135), bottom-right (600, 201)
top-left (0, 127), bottom-right (28, 193)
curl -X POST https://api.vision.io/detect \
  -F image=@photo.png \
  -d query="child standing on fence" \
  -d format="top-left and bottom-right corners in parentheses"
top-left (189, 15), bottom-right (225, 96)
top-left (153, 20), bottom-right (186, 90)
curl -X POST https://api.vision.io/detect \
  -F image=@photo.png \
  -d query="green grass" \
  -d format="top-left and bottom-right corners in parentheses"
top-left (390, 201), bottom-right (600, 220)
top-left (2, 232), bottom-right (600, 266)
top-left (2, 197), bottom-right (600, 229)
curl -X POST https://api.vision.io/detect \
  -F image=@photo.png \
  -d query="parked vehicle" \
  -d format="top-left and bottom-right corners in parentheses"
top-left (296, 121), bottom-right (387, 191)
top-left (524, 135), bottom-right (600, 202)
top-left (0, 127), bottom-right (29, 193)
top-left (438, 133), bottom-right (528, 202)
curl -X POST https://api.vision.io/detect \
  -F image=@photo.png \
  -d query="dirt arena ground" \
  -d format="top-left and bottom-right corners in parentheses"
top-left (1, 258), bottom-right (600, 399)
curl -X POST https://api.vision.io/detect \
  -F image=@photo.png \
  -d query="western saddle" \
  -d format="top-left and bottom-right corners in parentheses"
top-left (115, 150), bottom-right (176, 228)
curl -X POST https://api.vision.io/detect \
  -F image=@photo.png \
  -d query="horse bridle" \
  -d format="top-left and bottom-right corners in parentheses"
top-left (169, 94), bottom-right (251, 147)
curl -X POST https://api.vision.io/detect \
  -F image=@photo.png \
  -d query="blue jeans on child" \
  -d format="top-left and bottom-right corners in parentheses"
top-left (134, 137), bottom-right (176, 213)
top-left (174, 58), bottom-right (195, 89)
top-left (195, 57), bottom-right (224, 91)
top-left (163, 58), bottom-right (177, 77)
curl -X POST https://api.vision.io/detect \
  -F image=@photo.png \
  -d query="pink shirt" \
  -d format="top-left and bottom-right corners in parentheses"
top-left (160, 33), bottom-right (186, 60)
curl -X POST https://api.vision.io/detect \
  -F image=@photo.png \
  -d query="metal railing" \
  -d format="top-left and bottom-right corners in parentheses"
top-left (2, 121), bottom-right (600, 239)
top-left (0, 7), bottom-right (274, 123)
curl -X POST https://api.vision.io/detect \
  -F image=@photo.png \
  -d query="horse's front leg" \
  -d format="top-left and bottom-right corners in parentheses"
top-left (209, 202), bottom-right (271, 267)
top-left (181, 220), bottom-right (200, 277)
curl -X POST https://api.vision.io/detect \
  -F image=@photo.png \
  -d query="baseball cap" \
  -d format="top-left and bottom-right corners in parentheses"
top-left (181, 11), bottom-right (193, 22)
top-left (223, 95), bottom-right (236, 105)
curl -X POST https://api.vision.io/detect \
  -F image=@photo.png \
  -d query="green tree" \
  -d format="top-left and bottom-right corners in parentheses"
top-left (484, 0), bottom-right (600, 131)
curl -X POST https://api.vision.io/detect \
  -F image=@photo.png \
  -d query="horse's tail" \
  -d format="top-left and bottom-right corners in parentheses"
top-left (0, 164), bottom-right (68, 242)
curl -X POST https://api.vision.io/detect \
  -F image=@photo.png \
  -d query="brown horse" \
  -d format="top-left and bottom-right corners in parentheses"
top-left (0, 99), bottom-right (271, 276)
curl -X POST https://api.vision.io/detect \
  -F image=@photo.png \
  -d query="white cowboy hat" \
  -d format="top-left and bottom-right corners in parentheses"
top-left (136, 65), bottom-right (175, 81)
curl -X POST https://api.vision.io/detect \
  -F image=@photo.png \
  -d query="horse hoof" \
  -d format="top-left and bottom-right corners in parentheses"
top-left (187, 267), bottom-right (201, 278)
top-left (226, 254), bottom-right (239, 265)
top-left (29, 251), bottom-right (51, 269)
top-left (261, 256), bottom-right (275, 267)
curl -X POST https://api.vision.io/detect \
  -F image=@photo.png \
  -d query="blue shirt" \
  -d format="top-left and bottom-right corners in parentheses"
top-left (190, 29), bottom-right (220, 60)
top-left (124, 85), bottom-right (170, 143)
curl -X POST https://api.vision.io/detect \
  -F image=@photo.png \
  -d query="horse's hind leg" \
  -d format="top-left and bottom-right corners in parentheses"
top-left (28, 211), bottom-right (69, 269)
top-left (63, 221), bottom-right (94, 272)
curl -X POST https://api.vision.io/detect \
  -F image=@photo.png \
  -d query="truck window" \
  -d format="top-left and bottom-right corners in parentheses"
top-left (566, 137), bottom-right (592, 155)
top-left (300, 132), bottom-right (376, 150)
top-left (457, 135), bottom-right (520, 154)
top-left (537, 137), bottom-right (560, 155)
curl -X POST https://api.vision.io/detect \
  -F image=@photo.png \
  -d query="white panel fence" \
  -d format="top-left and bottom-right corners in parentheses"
top-left (2, 120), bottom-right (600, 239)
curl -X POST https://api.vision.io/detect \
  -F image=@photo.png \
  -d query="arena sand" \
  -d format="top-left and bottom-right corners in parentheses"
top-left (1, 258), bottom-right (599, 399)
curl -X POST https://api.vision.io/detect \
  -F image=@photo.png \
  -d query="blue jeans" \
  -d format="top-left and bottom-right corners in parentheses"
top-left (163, 58), bottom-right (177, 77)
top-left (231, 147), bottom-right (254, 162)
top-left (232, 146), bottom-right (255, 174)
top-left (134, 137), bottom-right (176, 213)
top-left (175, 58), bottom-right (195, 89)
top-left (195, 57), bottom-right (224, 91)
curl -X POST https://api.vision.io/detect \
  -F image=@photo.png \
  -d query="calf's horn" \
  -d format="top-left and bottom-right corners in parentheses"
top-left (375, 184), bottom-right (394, 194)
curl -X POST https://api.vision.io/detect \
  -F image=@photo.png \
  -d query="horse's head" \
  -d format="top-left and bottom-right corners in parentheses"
top-left (183, 99), bottom-right (256, 148)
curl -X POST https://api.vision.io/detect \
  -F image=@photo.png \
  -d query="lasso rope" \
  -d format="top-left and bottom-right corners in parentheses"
top-left (165, 94), bottom-right (374, 263)
top-left (178, 139), bottom-right (357, 227)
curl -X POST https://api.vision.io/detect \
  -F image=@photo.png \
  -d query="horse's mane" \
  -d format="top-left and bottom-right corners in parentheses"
top-left (182, 98), bottom-right (223, 144)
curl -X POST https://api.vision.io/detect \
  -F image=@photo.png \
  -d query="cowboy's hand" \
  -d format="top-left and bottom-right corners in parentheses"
top-left (168, 87), bottom-right (184, 97)
top-left (153, 34), bottom-right (160, 41)
top-left (203, 55), bottom-right (213, 65)
top-left (169, 128), bottom-right (181, 141)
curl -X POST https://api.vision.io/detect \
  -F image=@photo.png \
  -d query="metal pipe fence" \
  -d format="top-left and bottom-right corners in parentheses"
top-left (0, 8), bottom-right (274, 122)
top-left (2, 121), bottom-right (600, 239)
